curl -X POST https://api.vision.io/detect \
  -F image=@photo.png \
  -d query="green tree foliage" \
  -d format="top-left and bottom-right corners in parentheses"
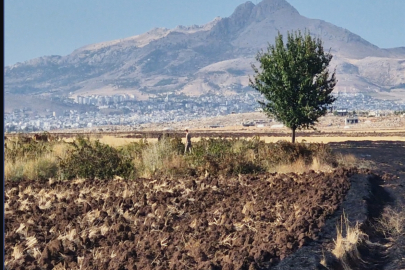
top-left (250, 30), bottom-right (337, 142)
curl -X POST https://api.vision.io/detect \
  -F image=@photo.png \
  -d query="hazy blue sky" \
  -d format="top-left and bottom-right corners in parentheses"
top-left (4, 0), bottom-right (405, 66)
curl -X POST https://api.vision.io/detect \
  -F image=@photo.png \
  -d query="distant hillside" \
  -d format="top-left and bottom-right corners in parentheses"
top-left (4, 0), bottom-right (405, 103)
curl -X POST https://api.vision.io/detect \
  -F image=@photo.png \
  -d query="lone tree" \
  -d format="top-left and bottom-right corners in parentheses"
top-left (250, 30), bottom-right (337, 143)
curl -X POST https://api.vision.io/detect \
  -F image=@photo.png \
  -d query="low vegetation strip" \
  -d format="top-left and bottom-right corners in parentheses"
top-left (4, 169), bottom-right (355, 270)
top-left (4, 134), bottom-right (338, 181)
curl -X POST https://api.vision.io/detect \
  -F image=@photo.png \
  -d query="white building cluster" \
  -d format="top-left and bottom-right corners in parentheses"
top-left (74, 94), bottom-right (136, 106)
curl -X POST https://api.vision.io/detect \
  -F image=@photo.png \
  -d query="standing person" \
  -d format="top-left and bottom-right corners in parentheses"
top-left (184, 129), bottom-right (192, 154)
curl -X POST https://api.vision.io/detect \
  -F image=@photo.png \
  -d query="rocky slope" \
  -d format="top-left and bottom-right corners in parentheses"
top-left (4, 0), bottom-right (405, 99)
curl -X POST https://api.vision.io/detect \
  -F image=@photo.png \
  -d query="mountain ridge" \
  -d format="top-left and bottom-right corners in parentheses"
top-left (5, 0), bottom-right (405, 100)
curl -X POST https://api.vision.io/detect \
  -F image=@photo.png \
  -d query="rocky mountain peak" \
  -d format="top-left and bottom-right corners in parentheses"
top-left (209, 0), bottom-right (299, 38)
top-left (230, 1), bottom-right (255, 19)
top-left (258, 0), bottom-right (298, 10)
top-left (4, 0), bottom-right (404, 101)
top-left (251, 0), bottom-right (299, 21)
top-left (228, 1), bottom-right (256, 28)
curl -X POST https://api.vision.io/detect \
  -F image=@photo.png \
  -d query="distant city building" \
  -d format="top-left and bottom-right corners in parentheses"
top-left (336, 109), bottom-right (348, 116)
top-left (345, 117), bottom-right (359, 125)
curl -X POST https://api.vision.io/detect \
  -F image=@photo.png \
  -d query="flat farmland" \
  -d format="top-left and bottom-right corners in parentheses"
top-left (34, 113), bottom-right (405, 144)
top-left (4, 114), bottom-right (405, 269)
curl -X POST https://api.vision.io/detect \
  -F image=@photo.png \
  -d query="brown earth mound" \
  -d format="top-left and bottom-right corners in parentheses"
top-left (5, 169), bottom-right (357, 270)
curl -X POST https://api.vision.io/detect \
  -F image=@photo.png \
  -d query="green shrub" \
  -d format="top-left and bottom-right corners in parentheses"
top-left (59, 136), bottom-right (134, 180)
top-left (185, 137), bottom-right (263, 176)
top-left (257, 140), bottom-right (338, 171)
top-left (4, 134), bottom-right (338, 181)
top-left (184, 138), bottom-right (337, 176)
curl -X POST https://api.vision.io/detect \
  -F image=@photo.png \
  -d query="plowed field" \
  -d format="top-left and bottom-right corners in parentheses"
top-left (5, 169), bottom-right (357, 270)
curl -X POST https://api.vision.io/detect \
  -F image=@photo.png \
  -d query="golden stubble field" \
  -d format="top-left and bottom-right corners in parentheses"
top-left (44, 113), bottom-right (405, 144)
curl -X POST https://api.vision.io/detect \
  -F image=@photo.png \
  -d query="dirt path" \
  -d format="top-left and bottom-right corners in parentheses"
top-left (330, 141), bottom-right (405, 270)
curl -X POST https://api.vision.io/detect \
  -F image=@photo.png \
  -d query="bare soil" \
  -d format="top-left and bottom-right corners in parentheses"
top-left (5, 169), bottom-right (358, 270)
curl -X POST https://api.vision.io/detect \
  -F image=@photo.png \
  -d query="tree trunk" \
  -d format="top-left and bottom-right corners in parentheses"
top-left (292, 127), bottom-right (296, 143)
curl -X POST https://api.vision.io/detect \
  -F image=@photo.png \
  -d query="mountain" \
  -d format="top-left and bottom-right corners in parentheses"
top-left (4, 0), bottom-right (405, 102)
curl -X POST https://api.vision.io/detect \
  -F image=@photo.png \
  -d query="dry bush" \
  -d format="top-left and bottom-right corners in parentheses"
top-left (267, 156), bottom-right (333, 174)
top-left (335, 153), bottom-right (358, 168)
top-left (374, 206), bottom-right (405, 270)
top-left (118, 139), bottom-right (149, 168)
top-left (5, 135), bottom-right (50, 162)
top-left (141, 137), bottom-right (184, 177)
top-left (331, 212), bottom-right (367, 270)
top-left (310, 143), bottom-right (338, 167)
top-left (161, 154), bottom-right (188, 177)
top-left (267, 157), bottom-right (307, 174)
top-left (24, 154), bottom-right (59, 181)
top-left (261, 141), bottom-right (336, 174)
top-left (186, 137), bottom-right (264, 176)
top-left (309, 156), bottom-right (335, 172)
top-left (184, 138), bottom-right (337, 176)
top-left (335, 153), bottom-right (375, 170)
top-left (78, 136), bottom-right (338, 177)
top-left (258, 140), bottom-right (337, 169)
top-left (4, 138), bottom-right (81, 181)
top-left (231, 139), bottom-right (248, 154)
top-left (375, 206), bottom-right (405, 240)
top-left (5, 154), bottom-right (59, 181)
top-left (4, 138), bottom-right (67, 181)
top-left (4, 159), bottom-right (25, 181)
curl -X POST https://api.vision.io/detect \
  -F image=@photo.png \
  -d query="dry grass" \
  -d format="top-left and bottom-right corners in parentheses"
top-left (12, 244), bottom-right (24, 260)
top-left (331, 212), bottom-right (367, 270)
top-left (231, 139), bottom-right (247, 154)
top-left (51, 142), bottom-right (72, 159)
top-left (335, 153), bottom-right (376, 170)
top-left (4, 159), bottom-right (25, 181)
top-left (375, 206), bottom-right (405, 240)
top-left (162, 155), bottom-right (188, 177)
top-left (335, 153), bottom-right (358, 168)
top-left (320, 250), bottom-right (327, 268)
top-left (140, 138), bottom-right (180, 177)
top-left (4, 153), bottom-right (59, 181)
top-left (267, 157), bottom-right (333, 174)
top-left (374, 206), bottom-right (405, 270)
top-left (96, 135), bottom-right (139, 148)
top-left (4, 140), bottom-right (73, 181)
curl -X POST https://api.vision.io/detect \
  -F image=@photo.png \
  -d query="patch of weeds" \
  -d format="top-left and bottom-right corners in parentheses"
top-left (59, 136), bottom-right (134, 180)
